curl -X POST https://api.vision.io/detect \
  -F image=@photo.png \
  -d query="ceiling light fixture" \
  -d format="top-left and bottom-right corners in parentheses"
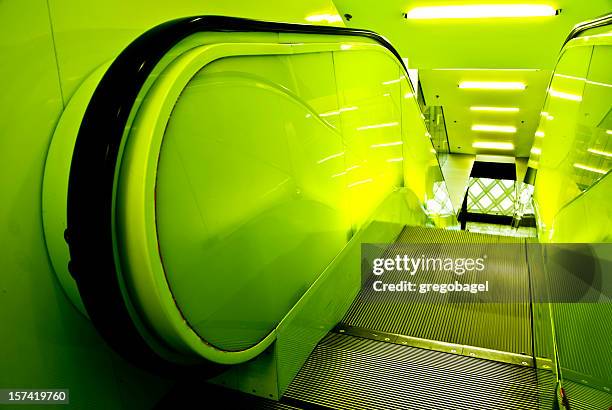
top-left (470, 106), bottom-right (519, 112)
top-left (535, 131), bottom-right (545, 137)
top-left (404, 4), bottom-right (558, 19)
top-left (472, 142), bottom-right (514, 150)
top-left (459, 81), bottom-right (526, 90)
top-left (472, 124), bottom-right (517, 133)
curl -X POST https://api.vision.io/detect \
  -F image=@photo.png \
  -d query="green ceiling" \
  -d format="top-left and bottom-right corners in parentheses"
top-left (332, 0), bottom-right (612, 157)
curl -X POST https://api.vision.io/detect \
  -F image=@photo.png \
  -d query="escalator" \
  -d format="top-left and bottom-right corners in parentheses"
top-left (38, 14), bottom-right (612, 410)
top-left (285, 226), bottom-right (550, 409)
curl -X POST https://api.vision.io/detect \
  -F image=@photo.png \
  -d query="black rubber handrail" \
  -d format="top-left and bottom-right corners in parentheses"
top-left (562, 12), bottom-right (612, 48)
top-left (66, 15), bottom-right (413, 374)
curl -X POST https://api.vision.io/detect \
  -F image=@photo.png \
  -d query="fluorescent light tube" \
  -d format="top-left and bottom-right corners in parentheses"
top-left (459, 81), bottom-right (526, 90)
top-left (470, 106), bottom-right (519, 112)
top-left (405, 4), bottom-right (557, 19)
top-left (472, 125), bottom-right (517, 133)
top-left (472, 142), bottom-right (514, 150)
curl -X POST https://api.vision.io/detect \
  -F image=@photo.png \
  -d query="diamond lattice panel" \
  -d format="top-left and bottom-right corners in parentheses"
top-left (427, 181), bottom-right (455, 216)
top-left (466, 177), bottom-right (516, 216)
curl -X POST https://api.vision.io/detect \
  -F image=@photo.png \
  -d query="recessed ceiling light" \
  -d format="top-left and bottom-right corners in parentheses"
top-left (472, 124), bottom-right (517, 133)
top-left (472, 142), bottom-right (514, 150)
top-left (459, 81), bottom-right (526, 90)
top-left (470, 106), bottom-right (519, 112)
top-left (404, 4), bottom-right (557, 19)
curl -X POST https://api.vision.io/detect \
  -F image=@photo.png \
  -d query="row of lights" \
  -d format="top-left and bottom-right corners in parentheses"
top-left (459, 81), bottom-right (526, 151)
top-left (402, 4), bottom-right (555, 152)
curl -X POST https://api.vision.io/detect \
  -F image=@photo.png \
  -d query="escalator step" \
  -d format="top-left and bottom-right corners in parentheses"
top-left (563, 380), bottom-right (612, 410)
top-left (341, 226), bottom-right (533, 355)
top-left (284, 333), bottom-right (545, 410)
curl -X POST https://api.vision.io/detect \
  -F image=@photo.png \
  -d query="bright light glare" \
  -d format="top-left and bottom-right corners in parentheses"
top-left (472, 125), bottom-right (517, 133)
top-left (530, 147), bottom-right (541, 155)
top-left (383, 76), bottom-right (404, 85)
top-left (540, 112), bottom-right (554, 120)
top-left (357, 122), bottom-right (399, 131)
top-left (553, 73), bottom-right (612, 89)
top-left (319, 106), bottom-right (358, 117)
top-left (305, 14), bottom-right (342, 23)
top-left (371, 141), bottom-right (403, 148)
top-left (588, 148), bottom-right (612, 158)
top-left (347, 178), bottom-right (373, 188)
top-left (472, 142), bottom-right (514, 150)
top-left (317, 152), bottom-right (345, 164)
top-left (574, 163), bottom-right (607, 174)
top-left (459, 81), bottom-right (526, 90)
top-left (405, 4), bottom-right (557, 19)
top-left (535, 131), bottom-right (545, 137)
top-left (470, 106), bottom-right (519, 112)
top-left (549, 88), bottom-right (582, 101)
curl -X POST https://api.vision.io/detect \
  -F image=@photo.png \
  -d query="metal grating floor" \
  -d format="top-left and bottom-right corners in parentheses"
top-left (284, 333), bottom-right (547, 410)
top-left (563, 380), bottom-right (612, 410)
top-left (341, 226), bottom-right (533, 355)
